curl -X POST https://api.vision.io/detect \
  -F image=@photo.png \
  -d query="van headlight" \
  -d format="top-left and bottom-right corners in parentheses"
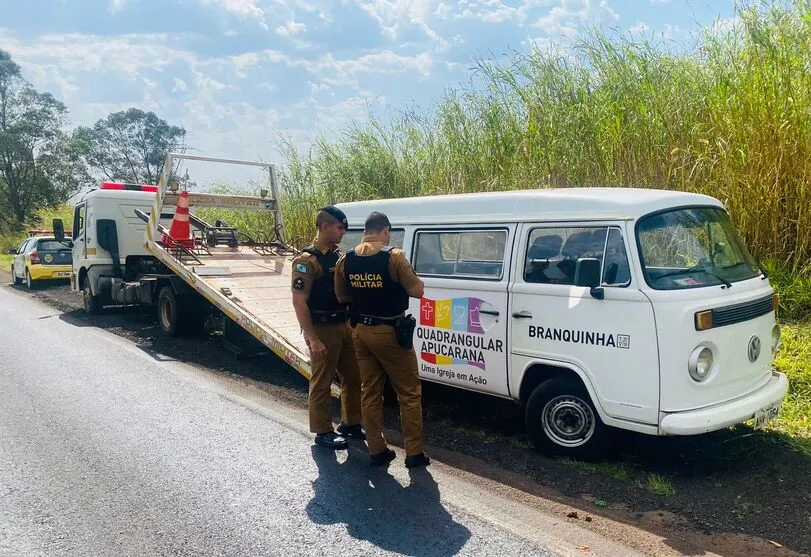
top-left (771, 324), bottom-right (781, 353)
top-left (688, 346), bottom-right (714, 382)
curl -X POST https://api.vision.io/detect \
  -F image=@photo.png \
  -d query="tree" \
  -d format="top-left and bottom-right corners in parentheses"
top-left (0, 50), bottom-right (87, 231)
top-left (73, 108), bottom-right (187, 185)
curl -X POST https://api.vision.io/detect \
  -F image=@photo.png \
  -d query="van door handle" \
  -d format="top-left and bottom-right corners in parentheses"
top-left (512, 310), bottom-right (533, 319)
top-left (480, 309), bottom-right (499, 316)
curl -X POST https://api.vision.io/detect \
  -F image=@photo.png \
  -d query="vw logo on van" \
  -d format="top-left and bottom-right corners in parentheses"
top-left (748, 336), bottom-right (761, 363)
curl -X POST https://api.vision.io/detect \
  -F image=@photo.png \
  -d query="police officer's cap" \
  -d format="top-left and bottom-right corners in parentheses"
top-left (319, 205), bottom-right (348, 228)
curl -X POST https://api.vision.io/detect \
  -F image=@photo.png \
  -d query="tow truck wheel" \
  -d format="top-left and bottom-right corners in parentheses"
top-left (525, 376), bottom-right (612, 460)
top-left (158, 285), bottom-right (194, 337)
top-left (82, 280), bottom-right (102, 314)
top-left (157, 286), bottom-right (182, 337)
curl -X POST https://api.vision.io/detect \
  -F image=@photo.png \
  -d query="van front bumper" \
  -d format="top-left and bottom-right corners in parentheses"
top-left (659, 371), bottom-right (789, 435)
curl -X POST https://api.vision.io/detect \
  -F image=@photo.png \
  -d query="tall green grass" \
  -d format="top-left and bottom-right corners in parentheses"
top-left (0, 204), bottom-right (74, 253)
top-left (277, 0), bottom-right (811, 316)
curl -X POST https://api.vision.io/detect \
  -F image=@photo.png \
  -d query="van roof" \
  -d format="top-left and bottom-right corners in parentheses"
top-left (334, 187), bottom-right (724, 226)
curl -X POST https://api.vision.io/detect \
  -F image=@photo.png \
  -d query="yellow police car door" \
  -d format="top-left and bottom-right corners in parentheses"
top-left (409, 226), bottom-right (514, 397)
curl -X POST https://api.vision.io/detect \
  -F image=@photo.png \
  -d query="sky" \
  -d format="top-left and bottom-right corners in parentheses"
top-left (1, 0), bottom-right (739, 187)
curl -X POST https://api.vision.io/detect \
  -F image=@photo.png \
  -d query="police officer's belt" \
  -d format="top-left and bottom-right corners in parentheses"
top-left (356, 314), bottom-right (401, 326)
top-left (312, 310), bottom-right (348, 324)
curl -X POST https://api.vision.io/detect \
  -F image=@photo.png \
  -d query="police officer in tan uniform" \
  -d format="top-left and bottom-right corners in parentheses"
top-left (335, 212), bottom-right (430, 468)
top-left (291, 206), bottom-right (364, 451)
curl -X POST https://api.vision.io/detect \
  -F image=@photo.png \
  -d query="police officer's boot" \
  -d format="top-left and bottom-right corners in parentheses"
top-left (404, 452), bottom-right (431, 468)
top-left (369, 448), bottom-right (396, 467)
top-left (336, 422), bottom-right (367, 440)
top-left (314, 431), bottom-right (349, 451)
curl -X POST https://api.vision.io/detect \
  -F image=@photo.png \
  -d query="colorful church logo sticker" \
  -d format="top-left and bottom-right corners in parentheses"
top-left (417, 297), bottom-right (502, 370)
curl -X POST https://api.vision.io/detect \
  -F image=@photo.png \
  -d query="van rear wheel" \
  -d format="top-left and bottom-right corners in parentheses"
top-left (525, 376), bottom-right (611, 460)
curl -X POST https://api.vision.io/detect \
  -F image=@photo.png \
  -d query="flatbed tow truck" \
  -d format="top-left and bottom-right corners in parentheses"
top-left (63, 153), bottom-right (338, 394)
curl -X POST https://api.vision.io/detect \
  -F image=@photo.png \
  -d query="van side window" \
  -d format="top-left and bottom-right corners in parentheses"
top-left (414, 229), bottom-right (507, 279)
top-left (525, 226), bottom-right (630, 286)
top-left (602, 227), bottom-right (631, 285)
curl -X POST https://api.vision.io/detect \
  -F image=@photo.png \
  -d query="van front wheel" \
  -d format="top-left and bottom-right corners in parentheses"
top-left (525, 376), bottom-right (611, 460)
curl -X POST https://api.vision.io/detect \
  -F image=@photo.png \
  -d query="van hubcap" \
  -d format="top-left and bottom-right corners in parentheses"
top-left (542, 395), bottom-right (596, 447)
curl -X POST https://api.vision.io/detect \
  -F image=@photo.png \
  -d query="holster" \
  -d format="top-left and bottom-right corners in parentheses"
top-left (394, 314), bottom-right (417, 349)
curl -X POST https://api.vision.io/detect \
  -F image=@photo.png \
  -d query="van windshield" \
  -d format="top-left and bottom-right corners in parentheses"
top-left (636, 206), bottom-right (761, 290)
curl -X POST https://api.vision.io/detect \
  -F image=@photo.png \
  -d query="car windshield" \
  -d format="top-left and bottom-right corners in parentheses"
top-left (636, 206), bottom-right (761, 290)
top-left (37, 240), bottom-right (73, 251)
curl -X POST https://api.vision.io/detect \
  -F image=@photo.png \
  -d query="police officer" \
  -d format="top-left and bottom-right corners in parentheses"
top-left (291, 205), bottom-right (365, 451)
top-left (334, 211), bottom-right (430, 468)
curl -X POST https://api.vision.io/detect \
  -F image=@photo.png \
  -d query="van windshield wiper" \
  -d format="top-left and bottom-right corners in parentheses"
top-left (656, 265), bottom-right (733, 288)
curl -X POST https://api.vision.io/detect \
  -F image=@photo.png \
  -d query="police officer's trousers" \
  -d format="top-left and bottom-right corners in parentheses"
top-left (352, 323), bottom-right (424, 456)
top-left (307, 322), bottom-right (363, 434)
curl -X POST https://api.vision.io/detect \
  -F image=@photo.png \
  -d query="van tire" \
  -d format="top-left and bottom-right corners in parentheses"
top-left (12, 266), bottom-right (22, 285)
top-left (525, 376), bottom-right (612, 460)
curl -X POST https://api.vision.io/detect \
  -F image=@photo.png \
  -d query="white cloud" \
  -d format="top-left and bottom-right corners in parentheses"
top-left (447, 0), bottom-right (522, 24)
top-left (199, 0), bottom-right (269, 29)
top-left (349, 0), bottom-right (439, 41)
top-left (434, 0), bottom-right (555, 26)
top-left (2, 27), bottom-right (435, 166)
top-left (228, 51), bottom-right (262, 77)
top-left (661, 23), bottom-right (693, 44)
top-left (533, 0), bottom-right (619, 34)
top-left (109, 0), bottom-right (127, 12)
top-left (276, 20), bottom-right (307, 36)
top-left (629, 21), bottom-right (650, 36)
top-left (711, 15), bottom-right (740, 34)
top-left (4, 32), bottom-right (195, 76)
top-left (173, 78), bottom-right (188, 92)
top-left (294, 95), bottom-right (374, 135)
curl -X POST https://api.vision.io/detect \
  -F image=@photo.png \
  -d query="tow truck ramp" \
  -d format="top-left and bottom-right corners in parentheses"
top-left (143, 153), bottom-right (337, 395)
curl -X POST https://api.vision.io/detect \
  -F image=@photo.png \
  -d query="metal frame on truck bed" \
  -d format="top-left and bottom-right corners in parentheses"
top-left (143, 153), bottom-right (337, 394)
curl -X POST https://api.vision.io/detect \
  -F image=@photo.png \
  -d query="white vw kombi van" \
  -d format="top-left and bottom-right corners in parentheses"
top-left (335, 187), bottom-right (789, 458)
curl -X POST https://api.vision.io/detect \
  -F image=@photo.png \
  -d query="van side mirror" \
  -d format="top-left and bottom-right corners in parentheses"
top-left (53, 218), bottom-right (65, 241)
top-left (574, 257), bottom-right (604, 299)
top-left (7, 248), bottom-right (16, 255)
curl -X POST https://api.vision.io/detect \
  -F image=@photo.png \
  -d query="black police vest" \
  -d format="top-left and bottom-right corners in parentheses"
top-left (303, 246), bottom-right (345, 320)
top-left (344, 247), bottom-right (409, 317)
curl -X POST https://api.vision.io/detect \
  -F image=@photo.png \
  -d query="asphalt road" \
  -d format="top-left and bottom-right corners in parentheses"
top-left (0, 285), bottom-right (644, 557)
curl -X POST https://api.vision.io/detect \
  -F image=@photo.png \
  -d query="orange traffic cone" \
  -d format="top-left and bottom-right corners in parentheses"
top-left (162, 189), bottom-right (195, 249)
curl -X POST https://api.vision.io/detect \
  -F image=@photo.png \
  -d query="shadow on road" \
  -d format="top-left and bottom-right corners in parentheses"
top-left (306, 446), bottom-right (472, 556)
